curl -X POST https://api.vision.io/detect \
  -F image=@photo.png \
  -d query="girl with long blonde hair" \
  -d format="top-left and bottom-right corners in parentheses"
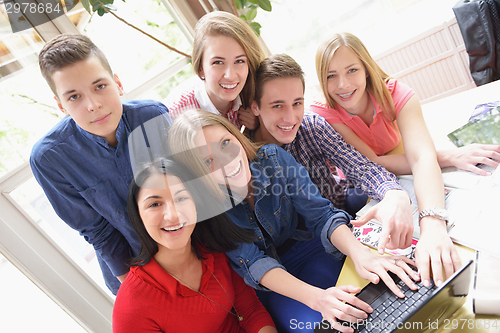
top-left (169, 109), bottom-right (418, 333)
top-left (311, 32), bottom-right (500, 292)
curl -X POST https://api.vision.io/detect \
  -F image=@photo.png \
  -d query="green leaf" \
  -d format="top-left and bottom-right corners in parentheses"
top-left (97, 7), bottom-right (106, 16)
top-left (91, 1), bottom-right (100, 11)
top-left (240, 14), bottom-right (247, 21)
top-left (258, 0), bottom-right (272, 11)
top-left (80, 0), bottom-right (92, 13)
top-left (246, 7), bottom-right (257, 21)
top-left (247, 0), bottom-right (259, 4)
top-left (233, 0), bottom-right (243, 10)
top-left (249, 22), bottom-right (261, 36)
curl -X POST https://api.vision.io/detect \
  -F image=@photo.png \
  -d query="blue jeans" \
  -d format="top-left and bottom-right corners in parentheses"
top-left (257, 236), bottom-right (345, 333)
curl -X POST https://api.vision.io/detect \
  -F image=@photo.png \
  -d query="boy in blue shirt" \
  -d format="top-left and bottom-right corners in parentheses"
top-left (30, 33), bottom-right (171, 294)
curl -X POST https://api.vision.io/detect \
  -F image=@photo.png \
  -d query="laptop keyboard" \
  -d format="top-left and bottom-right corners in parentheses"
top-left (356, 279), bottom-right (435, 333)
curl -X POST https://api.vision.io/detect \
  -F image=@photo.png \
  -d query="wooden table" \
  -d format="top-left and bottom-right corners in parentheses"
top-left (336, 81), bottom-right (500, 332)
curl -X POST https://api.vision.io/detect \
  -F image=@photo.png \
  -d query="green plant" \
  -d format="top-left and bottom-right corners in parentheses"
top-left (231, 0), bottom-right (272, 36)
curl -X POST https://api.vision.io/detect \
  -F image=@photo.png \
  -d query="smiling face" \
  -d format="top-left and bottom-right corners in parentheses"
top-left (326, 46), bottom-right (369, 114)
top-left (193, 125), bottom-right (251, 194)
top-left (252, 77), bottom-right (304, 146)
top-left (200, 34), bottom-right (249, 112)
top-left (52, 56), bottom-right (124, 146)
top-left (137, 173), bottom-right (197, 253)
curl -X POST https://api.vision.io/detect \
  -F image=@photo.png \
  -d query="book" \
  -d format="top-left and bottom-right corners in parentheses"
top-left (447, 101), bottom-right (500, 147)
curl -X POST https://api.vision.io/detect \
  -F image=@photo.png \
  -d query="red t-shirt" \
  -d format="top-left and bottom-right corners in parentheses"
top-left (113, 249), bottom-right (274, 333)
top-left (310, 79), bottom-right (414, 155)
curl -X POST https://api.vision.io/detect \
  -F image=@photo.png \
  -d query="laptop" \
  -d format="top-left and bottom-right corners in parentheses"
top-left (315, 260), bottom-right (473, 333)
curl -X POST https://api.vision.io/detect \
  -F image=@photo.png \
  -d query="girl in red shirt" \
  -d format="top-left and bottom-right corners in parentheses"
top-left (112, 158), bottom-right (276, 333)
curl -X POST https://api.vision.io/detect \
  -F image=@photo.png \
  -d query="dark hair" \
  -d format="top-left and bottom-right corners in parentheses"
top-left (39, 33), bottom-right (113, 96)
top-left (127, 157), bottom-right (255, 265)
top-left (254, 54), bottom-right (305, 107)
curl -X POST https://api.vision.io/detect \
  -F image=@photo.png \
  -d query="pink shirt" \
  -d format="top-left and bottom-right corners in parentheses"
top-left (310, 79), bottom-right (414, 156)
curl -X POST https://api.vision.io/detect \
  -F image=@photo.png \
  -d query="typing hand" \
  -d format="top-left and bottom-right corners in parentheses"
top-left (238, 107), bottom-right (260, 130)
top-left (351, 247), bottom-right (420, 298)
top-left (415, 218), bottom-right (461, 287)
top-left (352, 190), bottom-right (413, 253)
top-left (316, 285), bottom-right (372, 333)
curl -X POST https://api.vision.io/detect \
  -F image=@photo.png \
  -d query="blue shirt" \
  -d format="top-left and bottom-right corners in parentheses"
top-left (30, 100), bottom-right (171, 294)
top-left (225, 144), bottom-right (351, 290)
top-left (283, 112), bottom-right (404, 209)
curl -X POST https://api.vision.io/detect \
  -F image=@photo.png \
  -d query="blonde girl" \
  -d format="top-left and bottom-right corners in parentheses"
top-left (311, 32), bottom-right (495, 290)
top-left (169, 109), bottom-right (418, 333)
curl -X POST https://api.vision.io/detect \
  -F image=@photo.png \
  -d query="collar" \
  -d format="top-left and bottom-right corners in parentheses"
top-left (194, 78), bottom-right (242, 115)
top-left (134, 245), bottom-right (215, 297)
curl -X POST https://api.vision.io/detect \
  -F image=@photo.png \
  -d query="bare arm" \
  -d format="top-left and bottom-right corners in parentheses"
top-left (396, 95), bottom-right (461, 286)
top-left (332, 120), bottom-right (500, 176)
top-left (331, 122), bottom-right (413, 175)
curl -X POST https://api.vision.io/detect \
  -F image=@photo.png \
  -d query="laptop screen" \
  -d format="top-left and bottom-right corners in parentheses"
top-left (394, 260), bottom-right (473, 332)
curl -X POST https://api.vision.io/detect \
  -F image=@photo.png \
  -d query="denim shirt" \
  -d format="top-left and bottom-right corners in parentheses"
top-left (30, 100), bottom-right (171, 294)
top-left (225, 144), bottom-right (351, 290)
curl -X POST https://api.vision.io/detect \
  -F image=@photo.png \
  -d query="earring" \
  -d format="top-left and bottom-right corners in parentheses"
top-left (201, 76), bottom-right (205, 80)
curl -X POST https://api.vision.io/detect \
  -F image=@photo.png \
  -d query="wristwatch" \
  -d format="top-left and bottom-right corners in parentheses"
top-left (418, 207), bottom-right (449, 225)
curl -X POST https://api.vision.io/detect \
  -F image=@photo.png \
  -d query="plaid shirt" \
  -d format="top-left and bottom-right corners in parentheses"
top-left (283, 112), bottom-right (403, 209)
top-left (165, 77), bottom-right (242, 128)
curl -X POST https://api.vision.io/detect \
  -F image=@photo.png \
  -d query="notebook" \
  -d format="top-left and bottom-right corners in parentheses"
top-left (447, 102), bottom-right (500, 147)
top-left (315, 260), bottom-right (473, 333)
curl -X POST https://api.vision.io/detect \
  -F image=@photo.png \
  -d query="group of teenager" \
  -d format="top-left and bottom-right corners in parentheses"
top-left (30, 10), bottom-right (500, 333)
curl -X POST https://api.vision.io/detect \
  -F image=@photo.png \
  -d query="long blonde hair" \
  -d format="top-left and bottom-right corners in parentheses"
top-left (192, 11), bottom-right (265, 108)
top-left (315, 32), bottom-right (396, 122)
top-left (169, 109), bottom-right (262, 199)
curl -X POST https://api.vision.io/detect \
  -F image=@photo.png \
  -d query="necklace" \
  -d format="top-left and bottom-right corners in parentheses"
top-left (168, 259), bottom-right (244, 322)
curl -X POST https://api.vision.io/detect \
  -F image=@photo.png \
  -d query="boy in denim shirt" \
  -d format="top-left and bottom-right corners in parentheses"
top-left (30, 33), bottom-right (171, 294)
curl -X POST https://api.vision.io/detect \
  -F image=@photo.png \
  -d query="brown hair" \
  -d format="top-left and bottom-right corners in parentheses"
top-left (191, 11), bottom-right (265, 108)
top-left (39, 33), bottom-right (113, 96)
top-left (315, 32), bottom-right (396, 122)
top-left (254, 53), bottom-right (305, 107)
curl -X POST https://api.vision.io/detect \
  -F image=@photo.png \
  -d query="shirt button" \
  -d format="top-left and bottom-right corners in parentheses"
top-left (258, 236), bottom-right (262, 240)
top-left (269, 228), bottom-right (273, 232)
top-left (260, 153), bottom-right (264, 156)
top-left (258, 212), bottom-right (261, 215)
top-left (249, 217), bottom-right (253, 220)
top-left (239, 259), bottom-right (243, 264)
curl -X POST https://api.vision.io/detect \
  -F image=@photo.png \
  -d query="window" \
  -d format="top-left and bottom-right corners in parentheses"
top-left (256, 0), bottom-right (461, 103)
top-left (0, 1), bottom-right (196, 331)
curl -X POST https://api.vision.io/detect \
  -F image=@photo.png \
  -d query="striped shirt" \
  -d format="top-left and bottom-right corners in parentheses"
top-left (165, 77), bottom-right (242, 128)
top-left (283, 112), bottom-right (403, 209)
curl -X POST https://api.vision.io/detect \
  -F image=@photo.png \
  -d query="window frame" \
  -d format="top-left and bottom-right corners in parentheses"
top-left (0, 1), bottom-right (202, 331)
